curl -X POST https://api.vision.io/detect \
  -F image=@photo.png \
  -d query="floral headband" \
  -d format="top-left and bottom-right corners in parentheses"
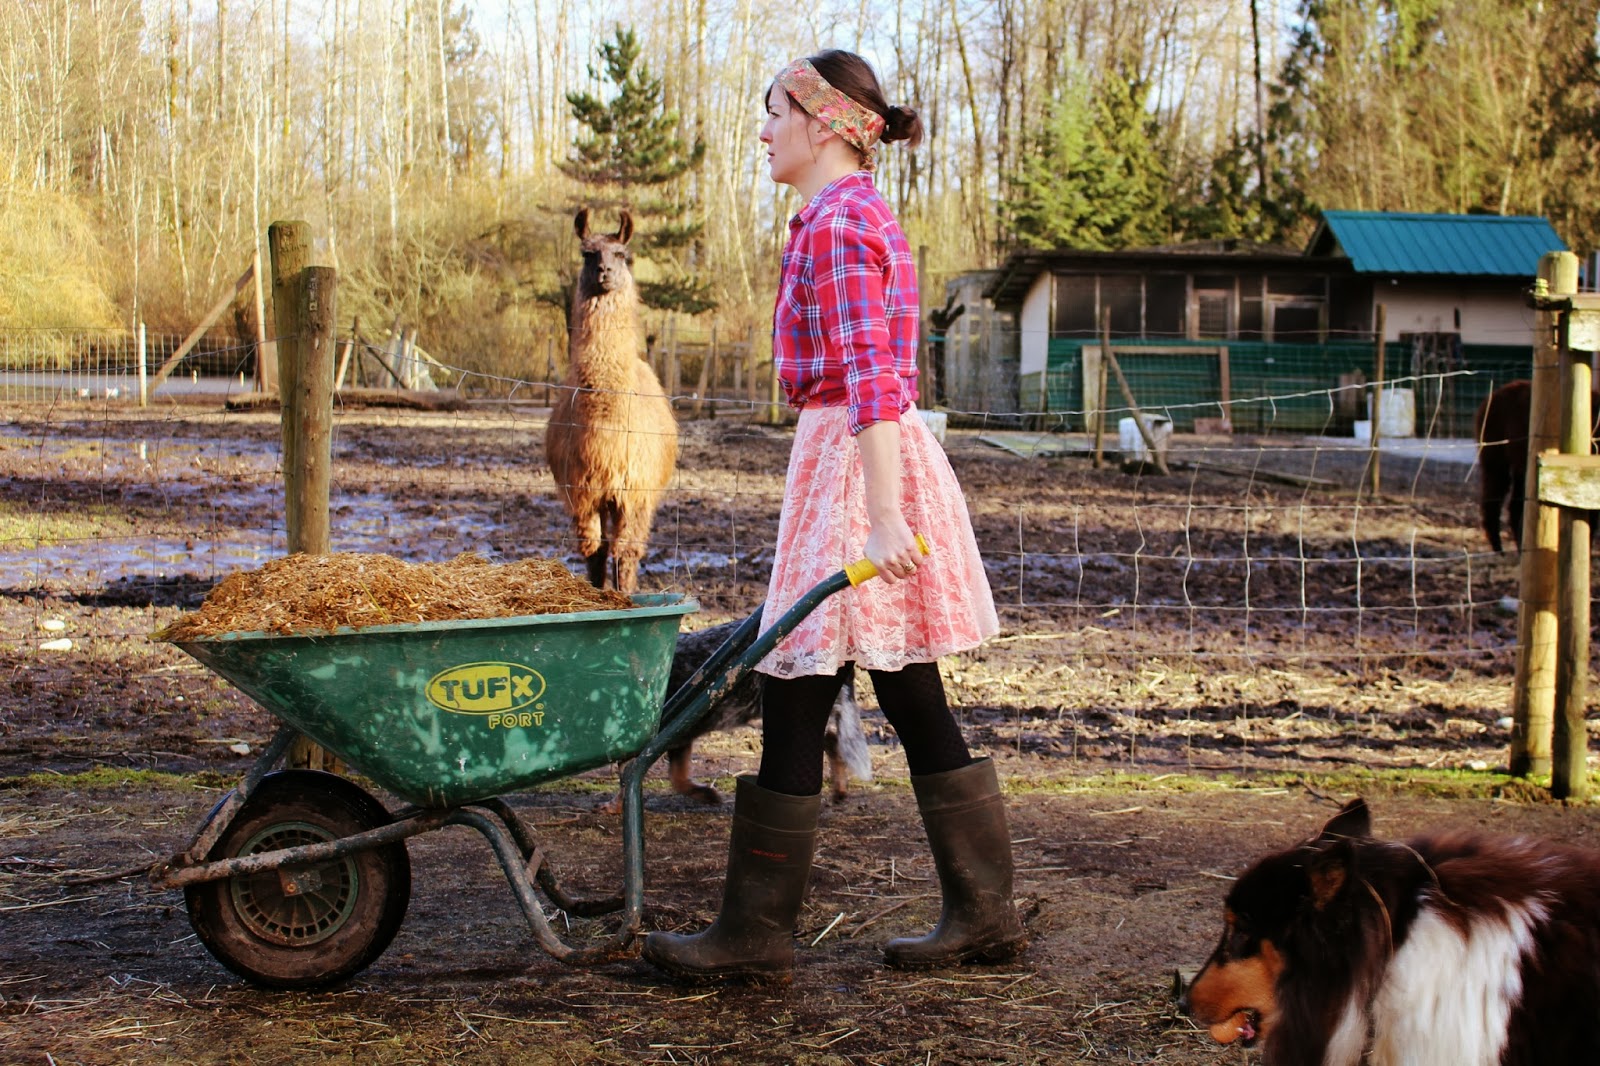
top-left (775, 58), bottom-right (887, 170)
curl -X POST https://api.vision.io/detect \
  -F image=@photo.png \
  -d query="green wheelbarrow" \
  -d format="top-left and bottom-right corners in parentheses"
top-left (150, 553), bottom-right (909, 990)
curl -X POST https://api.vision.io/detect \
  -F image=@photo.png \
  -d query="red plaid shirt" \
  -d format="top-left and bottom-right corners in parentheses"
top-left (773, 172), bottom-right (920, 435)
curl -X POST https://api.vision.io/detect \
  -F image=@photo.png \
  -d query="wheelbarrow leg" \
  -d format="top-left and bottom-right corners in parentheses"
top-left (480, 798), bottom-right (624, 917)
top-left (451, 774), bottom-right (649, 965)
top-left (179, 724), bottom-right (301, 865)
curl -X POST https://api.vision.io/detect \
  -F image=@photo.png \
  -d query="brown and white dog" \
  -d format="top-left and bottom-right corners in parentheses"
top-left (1182, 798), bottom-right (1600, 1065)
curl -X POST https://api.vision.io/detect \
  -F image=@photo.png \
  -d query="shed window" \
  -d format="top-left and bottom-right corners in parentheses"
top-left (1271, 303), bottom-right (1323, 344)
top-left (1239, 298), bottom-right (1265, 340)
top-left (1268, 275), bottom-right (1325, 298)
top-left (1101, 275), bottom-right (1142, 335)
top-left (1145, 274), bottom-right (1186, 337)
top-left (1054, 275), bottom-right (1098, 337)
top-left (1196, 292), bottom-right (1232, 338)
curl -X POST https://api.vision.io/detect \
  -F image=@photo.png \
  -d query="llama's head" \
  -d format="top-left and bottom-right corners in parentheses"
top-left (574, 208), bottom-right (636, 297)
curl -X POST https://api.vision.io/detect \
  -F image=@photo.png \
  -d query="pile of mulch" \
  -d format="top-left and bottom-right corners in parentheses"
top-left (156, 552), bottom-right (633, 639)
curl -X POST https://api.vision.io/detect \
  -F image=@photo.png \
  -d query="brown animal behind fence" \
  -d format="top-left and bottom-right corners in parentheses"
top-left (545, 209), bottom-right (679, 593)
top-left (1474, 379), bottom-right (1600, 553)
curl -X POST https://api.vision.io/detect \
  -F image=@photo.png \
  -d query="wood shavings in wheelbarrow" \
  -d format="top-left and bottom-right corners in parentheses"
top-left (156, 552), bottom-right (634, 639)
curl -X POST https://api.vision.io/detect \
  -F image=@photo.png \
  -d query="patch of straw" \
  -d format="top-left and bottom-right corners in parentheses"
top-left (155, 552), bottom-right (634, 640)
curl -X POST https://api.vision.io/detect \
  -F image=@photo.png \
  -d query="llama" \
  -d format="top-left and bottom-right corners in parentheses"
top-left (545, 208), bottom-right (678, 593)
top-left (1474, 380), bottom-right (1600, 553)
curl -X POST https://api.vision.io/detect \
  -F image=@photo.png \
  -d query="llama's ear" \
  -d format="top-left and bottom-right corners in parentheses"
top-left (574, 208), bottom-right (590, 240)
top-left (616, 211), bottom-right (634, 246)
top-left (1319, 798), bottom-right (1371, 842)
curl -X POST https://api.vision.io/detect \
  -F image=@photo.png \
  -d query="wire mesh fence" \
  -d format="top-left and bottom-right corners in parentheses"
top-left (0, 324), bottom-right (1530, 775)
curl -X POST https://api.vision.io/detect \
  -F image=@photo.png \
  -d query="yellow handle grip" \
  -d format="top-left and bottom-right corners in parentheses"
top-left (845, 534), bottom-right (931, 587)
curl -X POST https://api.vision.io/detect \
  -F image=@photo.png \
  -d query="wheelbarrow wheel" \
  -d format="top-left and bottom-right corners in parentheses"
top-left (185, 770), bottom-right (411, 990)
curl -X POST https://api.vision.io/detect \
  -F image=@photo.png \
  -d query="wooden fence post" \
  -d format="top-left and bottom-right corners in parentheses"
top-left (1102, 337), bottom-right (1169, 475)
top-left (745, 327), bottom-right (758, 414)
top-left (1370, 303), bottom-right (1386, 496)
top-left (334, 317), bottom-right (357, 391)
top-left (707, 324), bottom-right (719, 419)
top-left (1553, 254), bottom-right (1591, 799)
top-left (270, 222), bottom-right (339, 774)
top-left (692, 324), bottom-right (711, 418)
top-left (666, 317), bottom-right (680, 404)
top-left (136, 322), bottom-right (147, 407)
top-left (1511, 252), bottom-right (1576, 777)
top-left (545, 334), bottom-right (556, 407)
top-left (269, 221), bottom-right (310, 548)
top-left (1093, 307), bottom-right (1110, 469)
top-left (253, 246), bottom-right (275, 393)
top-left (289, 266), bottom-right (336, 557)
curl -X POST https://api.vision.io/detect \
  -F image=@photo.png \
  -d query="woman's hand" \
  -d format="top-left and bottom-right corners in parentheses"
top-left (855, 420), bottom-right (920, 584)
top-left (863, 512), bottom-right (921, 584)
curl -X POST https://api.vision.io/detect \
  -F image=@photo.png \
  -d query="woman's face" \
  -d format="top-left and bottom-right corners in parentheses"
top-left (760, 86), bottom-right (813, 187)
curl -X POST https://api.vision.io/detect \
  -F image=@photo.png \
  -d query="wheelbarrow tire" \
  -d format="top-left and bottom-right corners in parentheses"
top-left (185, 770), bottom-right (411, 990)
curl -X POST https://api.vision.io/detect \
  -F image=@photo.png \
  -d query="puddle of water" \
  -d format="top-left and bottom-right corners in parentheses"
top-left (2, 429), bottom-right (751, 594)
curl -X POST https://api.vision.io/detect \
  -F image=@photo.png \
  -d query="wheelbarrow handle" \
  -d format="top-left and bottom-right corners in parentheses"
top-left (842, 532), bottom-right (932, 587)
top-left (643, 533), bottom-right (933, 762)
top-left (655, 534), bottom-right (932, 727)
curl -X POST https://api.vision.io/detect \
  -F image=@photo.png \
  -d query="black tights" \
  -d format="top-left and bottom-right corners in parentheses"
top-left (757, 661), bottom-right (972, 797)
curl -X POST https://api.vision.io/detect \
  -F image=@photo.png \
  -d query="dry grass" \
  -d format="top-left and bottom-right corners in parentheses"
top-left (0, 183), bottom-right (119, 333)
top-left (155, 552), bottom-right (634, 639)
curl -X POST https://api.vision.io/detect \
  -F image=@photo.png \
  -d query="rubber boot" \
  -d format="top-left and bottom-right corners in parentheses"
top-left (884, 758), bottom-right (1028, 969)
top-left (642, 776), bottom-right (820, 983)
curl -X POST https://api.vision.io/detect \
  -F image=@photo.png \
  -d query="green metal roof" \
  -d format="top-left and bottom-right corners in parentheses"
top-left (1309, 211), bottom-right (1566, 276)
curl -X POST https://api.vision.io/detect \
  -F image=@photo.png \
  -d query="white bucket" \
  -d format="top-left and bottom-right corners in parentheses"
top-left (918, 409), bottom-right (948, 445)
top-left (1353, 419), bottom-right (1372, 442)
top-left (1118, 415), bottom-right (1173, 467)
top-left (1370, 388), bottom-right (1415, 438)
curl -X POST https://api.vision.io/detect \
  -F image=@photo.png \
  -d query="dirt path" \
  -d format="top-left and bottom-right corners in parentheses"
top-left (7, 774), bottom-right (1600, 1065)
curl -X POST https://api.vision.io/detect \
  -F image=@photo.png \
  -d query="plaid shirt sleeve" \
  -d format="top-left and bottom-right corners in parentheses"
top-left (811, 206), bottom-right (909, 434)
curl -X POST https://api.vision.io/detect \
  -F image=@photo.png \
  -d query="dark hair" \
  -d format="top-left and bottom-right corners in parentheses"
top-left (804, 49), bottom-right (924, 151)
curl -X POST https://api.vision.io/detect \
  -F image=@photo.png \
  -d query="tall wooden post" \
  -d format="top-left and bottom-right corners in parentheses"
top-left (666, 316), bottom-right (680, 404)
top-left (707, 324), bottom-right (719, 419)
top-left (252, 246), bottom-right (275, 393)
top-left (1553, 257), bottom-right (1591, 799)
top-left (1511, 252), bottom-right (1577, 777)
top-left (1094, 307), bottom-right (1110, 468)
top-left (1370, 304), bottom-right (1386, 496)
top-left (269, 221), bottom-right (310, 549)
top-left (746, 326), bottom-right (759, 412)
top-left (288, 266), bottom-right (336, 557)
top-left (917, 244), bottom-right (932, 398)
top-left (136, 322), bottom-right (148, 407)
top-left (544, 335), bottom-right (556, 407)
top-left (270, 223), bottom-right (338, 774)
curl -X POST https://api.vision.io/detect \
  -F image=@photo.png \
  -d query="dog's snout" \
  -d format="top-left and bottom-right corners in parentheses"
top-left (1174, 968), bottom-right (1192, 1013)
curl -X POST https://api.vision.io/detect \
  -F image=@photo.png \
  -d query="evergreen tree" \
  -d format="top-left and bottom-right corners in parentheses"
top-left (1175, 129), bottom-right (1307, 246)
top-left (1005, 66), bottom-right (1172, 251)
top-left (563, 27), bottom-right (712, 314)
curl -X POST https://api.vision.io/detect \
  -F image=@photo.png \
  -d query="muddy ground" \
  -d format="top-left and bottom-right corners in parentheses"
top-left (2, 401), bottom-right (1595, 1065)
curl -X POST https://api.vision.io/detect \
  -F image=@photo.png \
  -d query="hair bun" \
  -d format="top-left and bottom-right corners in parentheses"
top-left (881, 104), bottom-right (924, 148)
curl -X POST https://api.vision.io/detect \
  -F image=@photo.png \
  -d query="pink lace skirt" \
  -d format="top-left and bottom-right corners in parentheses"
top-left (756, 406), bottom-right (1000, 678)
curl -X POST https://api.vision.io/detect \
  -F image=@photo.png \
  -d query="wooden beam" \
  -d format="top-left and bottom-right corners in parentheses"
top-left (1102, 344), bottom-right (1170, 475)
top-left (1552, 323), bottom-right (1594, 800)
top-left (286, 266), bottom-right (336, 557)
top-left (1093, 308), bottom-right (1110, 468)
top-left (1511, 251), bottom-right (1576, 778)
top-left (147, 261), bottom-right (255, 392)
top-left (269, 222), bottom-right (310, 552)
top-left (1536, 453), bottom-right (1600, 509)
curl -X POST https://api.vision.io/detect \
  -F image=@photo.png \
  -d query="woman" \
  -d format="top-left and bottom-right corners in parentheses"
top-left (642, 50), bottom-right (1025, 983)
